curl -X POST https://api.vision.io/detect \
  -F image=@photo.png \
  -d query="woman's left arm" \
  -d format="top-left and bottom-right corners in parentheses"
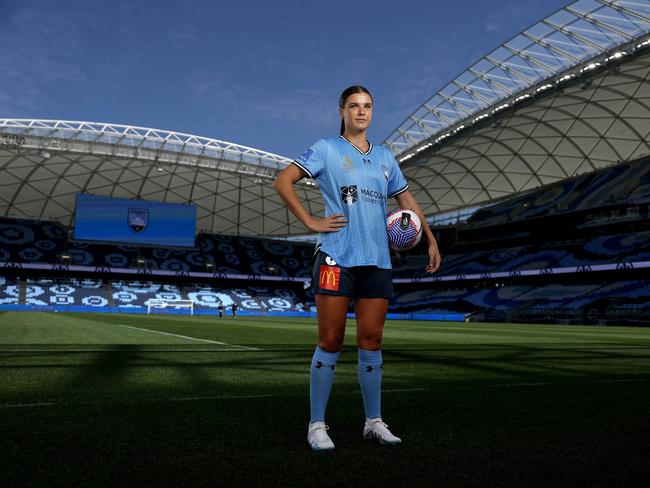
top-left (394, 190), bottom-right (441, 273)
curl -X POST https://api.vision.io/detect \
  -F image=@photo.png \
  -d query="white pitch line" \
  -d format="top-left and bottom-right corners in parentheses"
top-left (116, 324), bottom-right (260, 350)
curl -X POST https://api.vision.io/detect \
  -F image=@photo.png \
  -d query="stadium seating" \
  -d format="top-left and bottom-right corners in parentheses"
top-left (467, 157), bottom-right (650, 227)
top-left (0, 218), bottom-right (66, 264)
top-left (198, 234), bottom-right (312, 277)
top-left (390, 280), bottom-right (650, 322)
top-left (67, 241), bottom-right (139, 268)
top-left (110, 280), bottom-right (183, 309)
top-left (2, 142), bottom-right (650, 325)
top-left (5, 215), bottom-right (649, 284)
top-left (25, 277), bottom-right (108, 307)
top-left (184, 283), bottom-right (304, 312)
top-left (140, 246), bottom-right (204, 272)
top-left (0, 276), bottom-right (20, 304)
top-left (1, 217), bottom-right (317, 278)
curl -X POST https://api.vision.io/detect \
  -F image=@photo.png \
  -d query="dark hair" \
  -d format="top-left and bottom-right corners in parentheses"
top-left (339, 85), bottom-right (372, 135)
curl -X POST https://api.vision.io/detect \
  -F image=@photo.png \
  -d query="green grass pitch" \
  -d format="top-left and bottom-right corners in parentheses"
top-left (1, 311), bottom-right (649, 487)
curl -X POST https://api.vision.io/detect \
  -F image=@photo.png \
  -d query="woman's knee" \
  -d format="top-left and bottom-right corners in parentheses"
top-left (318, 331), bottom-right (344, 352)
top-left (357, 333), bottom-right (382, 351)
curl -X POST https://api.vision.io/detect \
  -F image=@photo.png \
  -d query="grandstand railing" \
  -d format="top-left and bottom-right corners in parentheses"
top-left (2, 258), bottom-right (649, 284)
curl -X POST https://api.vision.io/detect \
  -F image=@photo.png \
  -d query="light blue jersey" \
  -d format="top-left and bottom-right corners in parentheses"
top-left (293, 135), bottom-right (408, 269)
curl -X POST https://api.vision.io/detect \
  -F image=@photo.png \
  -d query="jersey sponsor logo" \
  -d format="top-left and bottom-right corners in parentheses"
top-left (340, 185), bottom-right (358, 205)
top-left (359, 187), bottom-right (386, 204)
top-left (319, 265), bottom-right (340, 291)
top-left (297, 148), bottom-right (314, 164)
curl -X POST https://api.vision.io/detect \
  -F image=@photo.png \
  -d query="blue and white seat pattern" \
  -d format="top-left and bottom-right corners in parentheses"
top-left (24, 278), bottom-right (107, 307)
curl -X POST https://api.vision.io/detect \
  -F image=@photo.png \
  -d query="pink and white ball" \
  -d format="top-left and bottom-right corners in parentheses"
top-left (386, 209), bottom-right (422, 251)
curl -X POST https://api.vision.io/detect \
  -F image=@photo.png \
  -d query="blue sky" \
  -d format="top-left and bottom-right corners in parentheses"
top-left (1, 0), bottom-right (571, 158)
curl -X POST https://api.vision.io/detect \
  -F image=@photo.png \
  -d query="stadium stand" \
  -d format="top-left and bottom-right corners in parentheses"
top-left (1, 148), bottom-right (650, 325)
top-left (25, 277), bottom-right (108, 307)
top-left (0, 275), bottom-right (20, 305)
top-left (0, 218), bottom-right (66, 264)
top-left (111, 281), bottom-right (184, 309)
top-left (66, 241), bottom-right (140, 268)
top-left (467, 157), bottom-right (650, 228)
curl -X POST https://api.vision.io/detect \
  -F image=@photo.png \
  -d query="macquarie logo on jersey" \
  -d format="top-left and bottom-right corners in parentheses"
top-left (340, 186), bottom-right (386, 206)
top-left (340, 186), bottom-right (358, 205)
top-left (296, 148), bottom-right (314, 164)
top-left (359, 188), bottom-right (386, 205)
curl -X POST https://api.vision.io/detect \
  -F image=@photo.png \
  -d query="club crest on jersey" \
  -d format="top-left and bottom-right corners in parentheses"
top-left (340, 185), bottom-right (358, 205)
top-left (128, 208), bottom-right (148, 233)
top-left (382, 164), bottom-right (389, 181)
top-left (297, 148), bottom-right (313, 164)
top-left (342, 155), bottom-right (354, 172)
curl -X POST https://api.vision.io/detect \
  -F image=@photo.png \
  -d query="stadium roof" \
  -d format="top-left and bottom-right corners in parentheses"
top-left (1, 0), bottom-right (649, 238)
top-left (385, 0), bottom-right (650, 218)
top-left (0, 119), bottom-right (324, 236)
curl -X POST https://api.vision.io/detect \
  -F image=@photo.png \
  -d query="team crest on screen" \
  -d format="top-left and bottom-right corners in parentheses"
top-left (128, 208), bottom-right (149, 233)
top-left (340, 185), bottom-right (358, 205)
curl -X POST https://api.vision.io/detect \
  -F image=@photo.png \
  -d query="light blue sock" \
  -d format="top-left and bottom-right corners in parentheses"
top-left (309, 347), bottom-right (340, 423)
top-left (358, 348), bottom-right (383, 419)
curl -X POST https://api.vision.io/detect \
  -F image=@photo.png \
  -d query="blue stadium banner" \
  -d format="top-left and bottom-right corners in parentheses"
top-left (73, 194), bottom-right (196, 247)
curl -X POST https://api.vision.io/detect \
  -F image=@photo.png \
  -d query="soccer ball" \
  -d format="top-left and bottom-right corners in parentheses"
top-left (386, 209), bottom-right (422, 251)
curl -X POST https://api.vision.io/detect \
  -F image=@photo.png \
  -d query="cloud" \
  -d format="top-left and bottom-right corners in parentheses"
top-left (188, 68), bottom-right (336, 133)
top-left (0, 7), bottom-right (87, 114)
top-left (253, 88), bottom-right (334, 128)
top-left (168, 24), bottom-right (199, 46)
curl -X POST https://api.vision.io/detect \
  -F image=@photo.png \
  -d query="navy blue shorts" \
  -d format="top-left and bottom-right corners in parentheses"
top-left (312, 251), bottom-right (393, 299)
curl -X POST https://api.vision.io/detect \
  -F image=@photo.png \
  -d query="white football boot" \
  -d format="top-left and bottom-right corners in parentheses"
top-left (307, 421), bottom-right (335, 451)
top-left (363, 417), bottom-right (402, 445)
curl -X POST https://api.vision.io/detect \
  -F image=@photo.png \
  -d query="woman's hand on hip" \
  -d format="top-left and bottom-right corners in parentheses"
top-left (307, 214), bottom-right (348, 233)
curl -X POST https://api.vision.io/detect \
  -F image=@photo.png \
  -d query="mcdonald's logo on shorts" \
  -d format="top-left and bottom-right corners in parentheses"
top-left (319, 265), bottom-right (341, 291)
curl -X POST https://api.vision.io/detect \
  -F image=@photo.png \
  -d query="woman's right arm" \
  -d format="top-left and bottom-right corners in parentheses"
top-left (273, 164), bottom-right (347, 233)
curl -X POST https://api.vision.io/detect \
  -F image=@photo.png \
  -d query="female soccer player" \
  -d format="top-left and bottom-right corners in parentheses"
top-left (274, 86), bottom-right (441, 451)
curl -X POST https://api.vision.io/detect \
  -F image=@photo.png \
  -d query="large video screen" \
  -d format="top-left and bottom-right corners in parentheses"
top-left (73, 194), bottom-right (196, 247)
